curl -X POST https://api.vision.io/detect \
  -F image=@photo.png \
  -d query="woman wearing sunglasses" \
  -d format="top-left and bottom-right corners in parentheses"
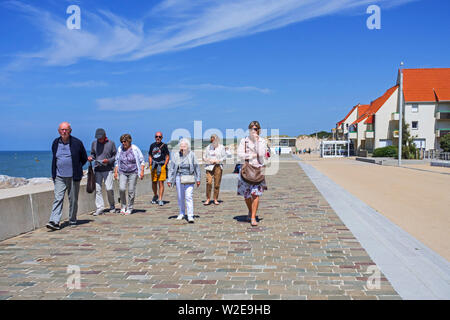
top-left (237, 121), bottom-right (268, 226)
top-left (114, 133), bottom-right (145, 215)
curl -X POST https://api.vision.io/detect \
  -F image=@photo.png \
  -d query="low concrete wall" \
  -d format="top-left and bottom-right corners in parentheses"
top-left (356, 157), bottom-right (382, 165)
top-left (431, 160), bottom-right (450, 168)
top-left (220, 173), bottom-right (239, 191)
top-left (356, 157), bottom-right (432, 166)
top-left (0, 172), bottom-right (154, 242)
top-left (0, 165), bottom-right (240, 242)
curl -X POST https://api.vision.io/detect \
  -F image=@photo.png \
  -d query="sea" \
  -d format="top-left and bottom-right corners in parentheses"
top-left (0, 147), bottom-right (146, 179)
top-left (0, 151), bottom-right (56, 179)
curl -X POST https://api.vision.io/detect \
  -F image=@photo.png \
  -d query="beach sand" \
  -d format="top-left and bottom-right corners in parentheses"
top-left (299, 153), bottom-right (450, 261)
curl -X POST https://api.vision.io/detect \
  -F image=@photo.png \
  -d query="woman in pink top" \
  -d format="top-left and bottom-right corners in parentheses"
top-left (237, 121), bottom-right (268, 226)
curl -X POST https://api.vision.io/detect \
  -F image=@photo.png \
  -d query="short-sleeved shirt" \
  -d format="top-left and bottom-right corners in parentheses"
top-left (149, 142), bottom-right (169, 164)
top-left (56, 141), bottom-right (73, 178)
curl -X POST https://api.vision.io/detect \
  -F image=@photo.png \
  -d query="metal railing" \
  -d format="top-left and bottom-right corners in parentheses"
top-left (424, 150), bottom-right (450, 161)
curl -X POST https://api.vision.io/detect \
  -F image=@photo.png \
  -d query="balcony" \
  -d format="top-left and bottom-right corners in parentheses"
top-left (436, 128), bottom-right (450, 137)
top-left (436, 111), bottom-right (450, 120)
top-left (365, 130), bottom-right (374, 139)
top-left (349, 132), bottom-right (357, 139)
top-left (393, 130), bottom-right (399, 138)
top-left (391, 112), bottom-right (399, 121)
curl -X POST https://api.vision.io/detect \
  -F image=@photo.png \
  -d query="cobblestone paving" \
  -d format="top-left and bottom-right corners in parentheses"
top-left (0, 160), bottom-right (400, 300)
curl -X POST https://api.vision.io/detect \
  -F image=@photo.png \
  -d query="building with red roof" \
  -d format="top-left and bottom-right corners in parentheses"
top-left (398, 68), bottom-right (450, 150)
top-left (335, 67), bottom-right (450, 154)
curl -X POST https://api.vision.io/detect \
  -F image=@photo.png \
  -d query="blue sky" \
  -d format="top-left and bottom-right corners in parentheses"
top-left (0, 0), bottom-right (449, 150)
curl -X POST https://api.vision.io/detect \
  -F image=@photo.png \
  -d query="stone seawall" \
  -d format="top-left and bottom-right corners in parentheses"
top-left (0, 170), bottom-right (154, 241)
top-left (0, 166), bottom-right (239, 242)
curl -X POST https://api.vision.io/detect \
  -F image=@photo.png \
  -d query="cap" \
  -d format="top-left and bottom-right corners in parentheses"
top-left (95, 128), bottom-right (106, 139)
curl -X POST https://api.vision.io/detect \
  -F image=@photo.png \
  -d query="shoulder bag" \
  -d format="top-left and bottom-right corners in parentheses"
top-left (86, 163), bottom-right (96, 193)
top-left (179, 152), bottom-right (196, 184)
top-left (240, 139), bottom-right (265, 185)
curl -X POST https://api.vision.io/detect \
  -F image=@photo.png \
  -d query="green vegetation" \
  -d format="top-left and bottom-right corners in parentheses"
top-left (440, 133), bottom-right (450, 152)
top-left (309, 131), bottom-right (332, 139)
top-left (394, 123), bottom-right (418, 159)
top-left (373, 146), bottom-right (398, 157)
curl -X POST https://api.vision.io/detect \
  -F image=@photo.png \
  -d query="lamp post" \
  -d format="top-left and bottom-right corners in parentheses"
top-left (398, 62), bottom-right (404, 166)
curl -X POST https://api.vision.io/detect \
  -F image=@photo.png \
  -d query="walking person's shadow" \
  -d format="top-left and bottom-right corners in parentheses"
top-left (58, 219), bottom-right (93, 229)
top-left (233, 215), bottom-right (262, 223)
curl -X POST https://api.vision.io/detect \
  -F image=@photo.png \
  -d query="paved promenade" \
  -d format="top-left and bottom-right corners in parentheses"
top-left (0, 159), bottom-right (399, 300)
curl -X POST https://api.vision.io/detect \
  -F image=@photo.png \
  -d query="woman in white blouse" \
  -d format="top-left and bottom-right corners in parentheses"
top-left (237, 121), bottom-right (268, 226)
top-left (203, 134), bottom-right (226, 205)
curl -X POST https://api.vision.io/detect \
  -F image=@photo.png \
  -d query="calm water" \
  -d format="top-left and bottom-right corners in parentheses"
top-left (0, 151), bottom-right (54, 178)
top-left (0, 151), bottom-right (92, 179)
top-left (0, 147), bottom-right (146, 179)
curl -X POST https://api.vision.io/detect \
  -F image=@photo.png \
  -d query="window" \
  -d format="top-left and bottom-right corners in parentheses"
top-left (412, 104), bottom-right (419, 113)
top-left (412, 121), bottom-right (418, 130)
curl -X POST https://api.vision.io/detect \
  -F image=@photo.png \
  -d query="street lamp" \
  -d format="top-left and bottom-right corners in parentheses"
top-left (398, 62), bottom-right (404, 166)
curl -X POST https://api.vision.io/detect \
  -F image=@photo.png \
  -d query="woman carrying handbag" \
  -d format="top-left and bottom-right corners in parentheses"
top-left (167, 138), bottom-right (201, 223)
top-left (237, 121), bottom-right (268, 226)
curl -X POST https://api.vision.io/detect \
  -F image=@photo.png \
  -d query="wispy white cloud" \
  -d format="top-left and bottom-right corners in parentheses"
top-left (177, 83), bottom-right (272, 94)
top-left (96, 93), bottom-right (193, 111)
top-left (56, 80), bottom-right (108, 87)
top-left (5, 0), bottom-right (416, 66)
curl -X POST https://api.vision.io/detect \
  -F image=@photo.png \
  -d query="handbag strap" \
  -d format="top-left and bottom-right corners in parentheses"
top-left (245, 140), bottom-right (249, 163)
top-left (245, 137), bottom-right (261, 165)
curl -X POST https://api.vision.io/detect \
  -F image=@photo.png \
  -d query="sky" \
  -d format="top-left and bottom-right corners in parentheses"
top-left (0, 0), bottom-right (449, 150)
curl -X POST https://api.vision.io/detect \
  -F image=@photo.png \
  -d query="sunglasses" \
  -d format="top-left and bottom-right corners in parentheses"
top-left (155, 136), bottom-right (162, 138)
top-left (251, 127), bottom-right (259, 131)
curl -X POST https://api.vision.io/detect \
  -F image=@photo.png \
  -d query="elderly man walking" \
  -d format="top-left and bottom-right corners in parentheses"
top-left (88, 128), bottom-right (117, 216)
top-left (46, 122), bottom-right (88, 230)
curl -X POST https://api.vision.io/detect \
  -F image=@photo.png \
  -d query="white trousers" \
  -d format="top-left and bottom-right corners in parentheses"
top-left (175, 175), bottom-right (194, 218)
top-left (95, 170), bottom-right (115, 210)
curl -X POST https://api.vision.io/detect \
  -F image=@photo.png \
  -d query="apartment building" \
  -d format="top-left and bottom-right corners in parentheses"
top-left (401, 68), bottom-right (450, 150)
top-left (336, 68), bottom-right (450, 153)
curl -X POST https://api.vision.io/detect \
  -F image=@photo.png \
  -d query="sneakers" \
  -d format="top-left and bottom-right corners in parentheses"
top-left (176, 214), bottom-right (184, 220)
top-left (124, 208), bottom-right (132, 216)
top-left (46, 221), bottom-right (60, 231)
top-left (151, 195), bottom-right (158, 204)
top-left (109, 205), bottom-right (116, 213)
top-left (120, 206), bottom-right (127, 215)
top-left (93, 209), bottom-right (103, 216)
top-left (69, 221), bottom-right (77, 227)
top-left (187, 216), bottom-right (194, 224)
top-left (158, 200), bottom-right (164, 206)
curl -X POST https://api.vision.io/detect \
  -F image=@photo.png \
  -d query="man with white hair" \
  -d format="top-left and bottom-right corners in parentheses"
top-left (46, 122), bottom-right (88, 230)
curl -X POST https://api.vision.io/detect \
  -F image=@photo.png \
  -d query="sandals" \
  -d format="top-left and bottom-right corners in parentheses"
top-left (251, 218), bottom-right (259, 227)
top-left (213, 200), bottom-right (220, 205)
top-left (203, 200), bottom-right (212, 206)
